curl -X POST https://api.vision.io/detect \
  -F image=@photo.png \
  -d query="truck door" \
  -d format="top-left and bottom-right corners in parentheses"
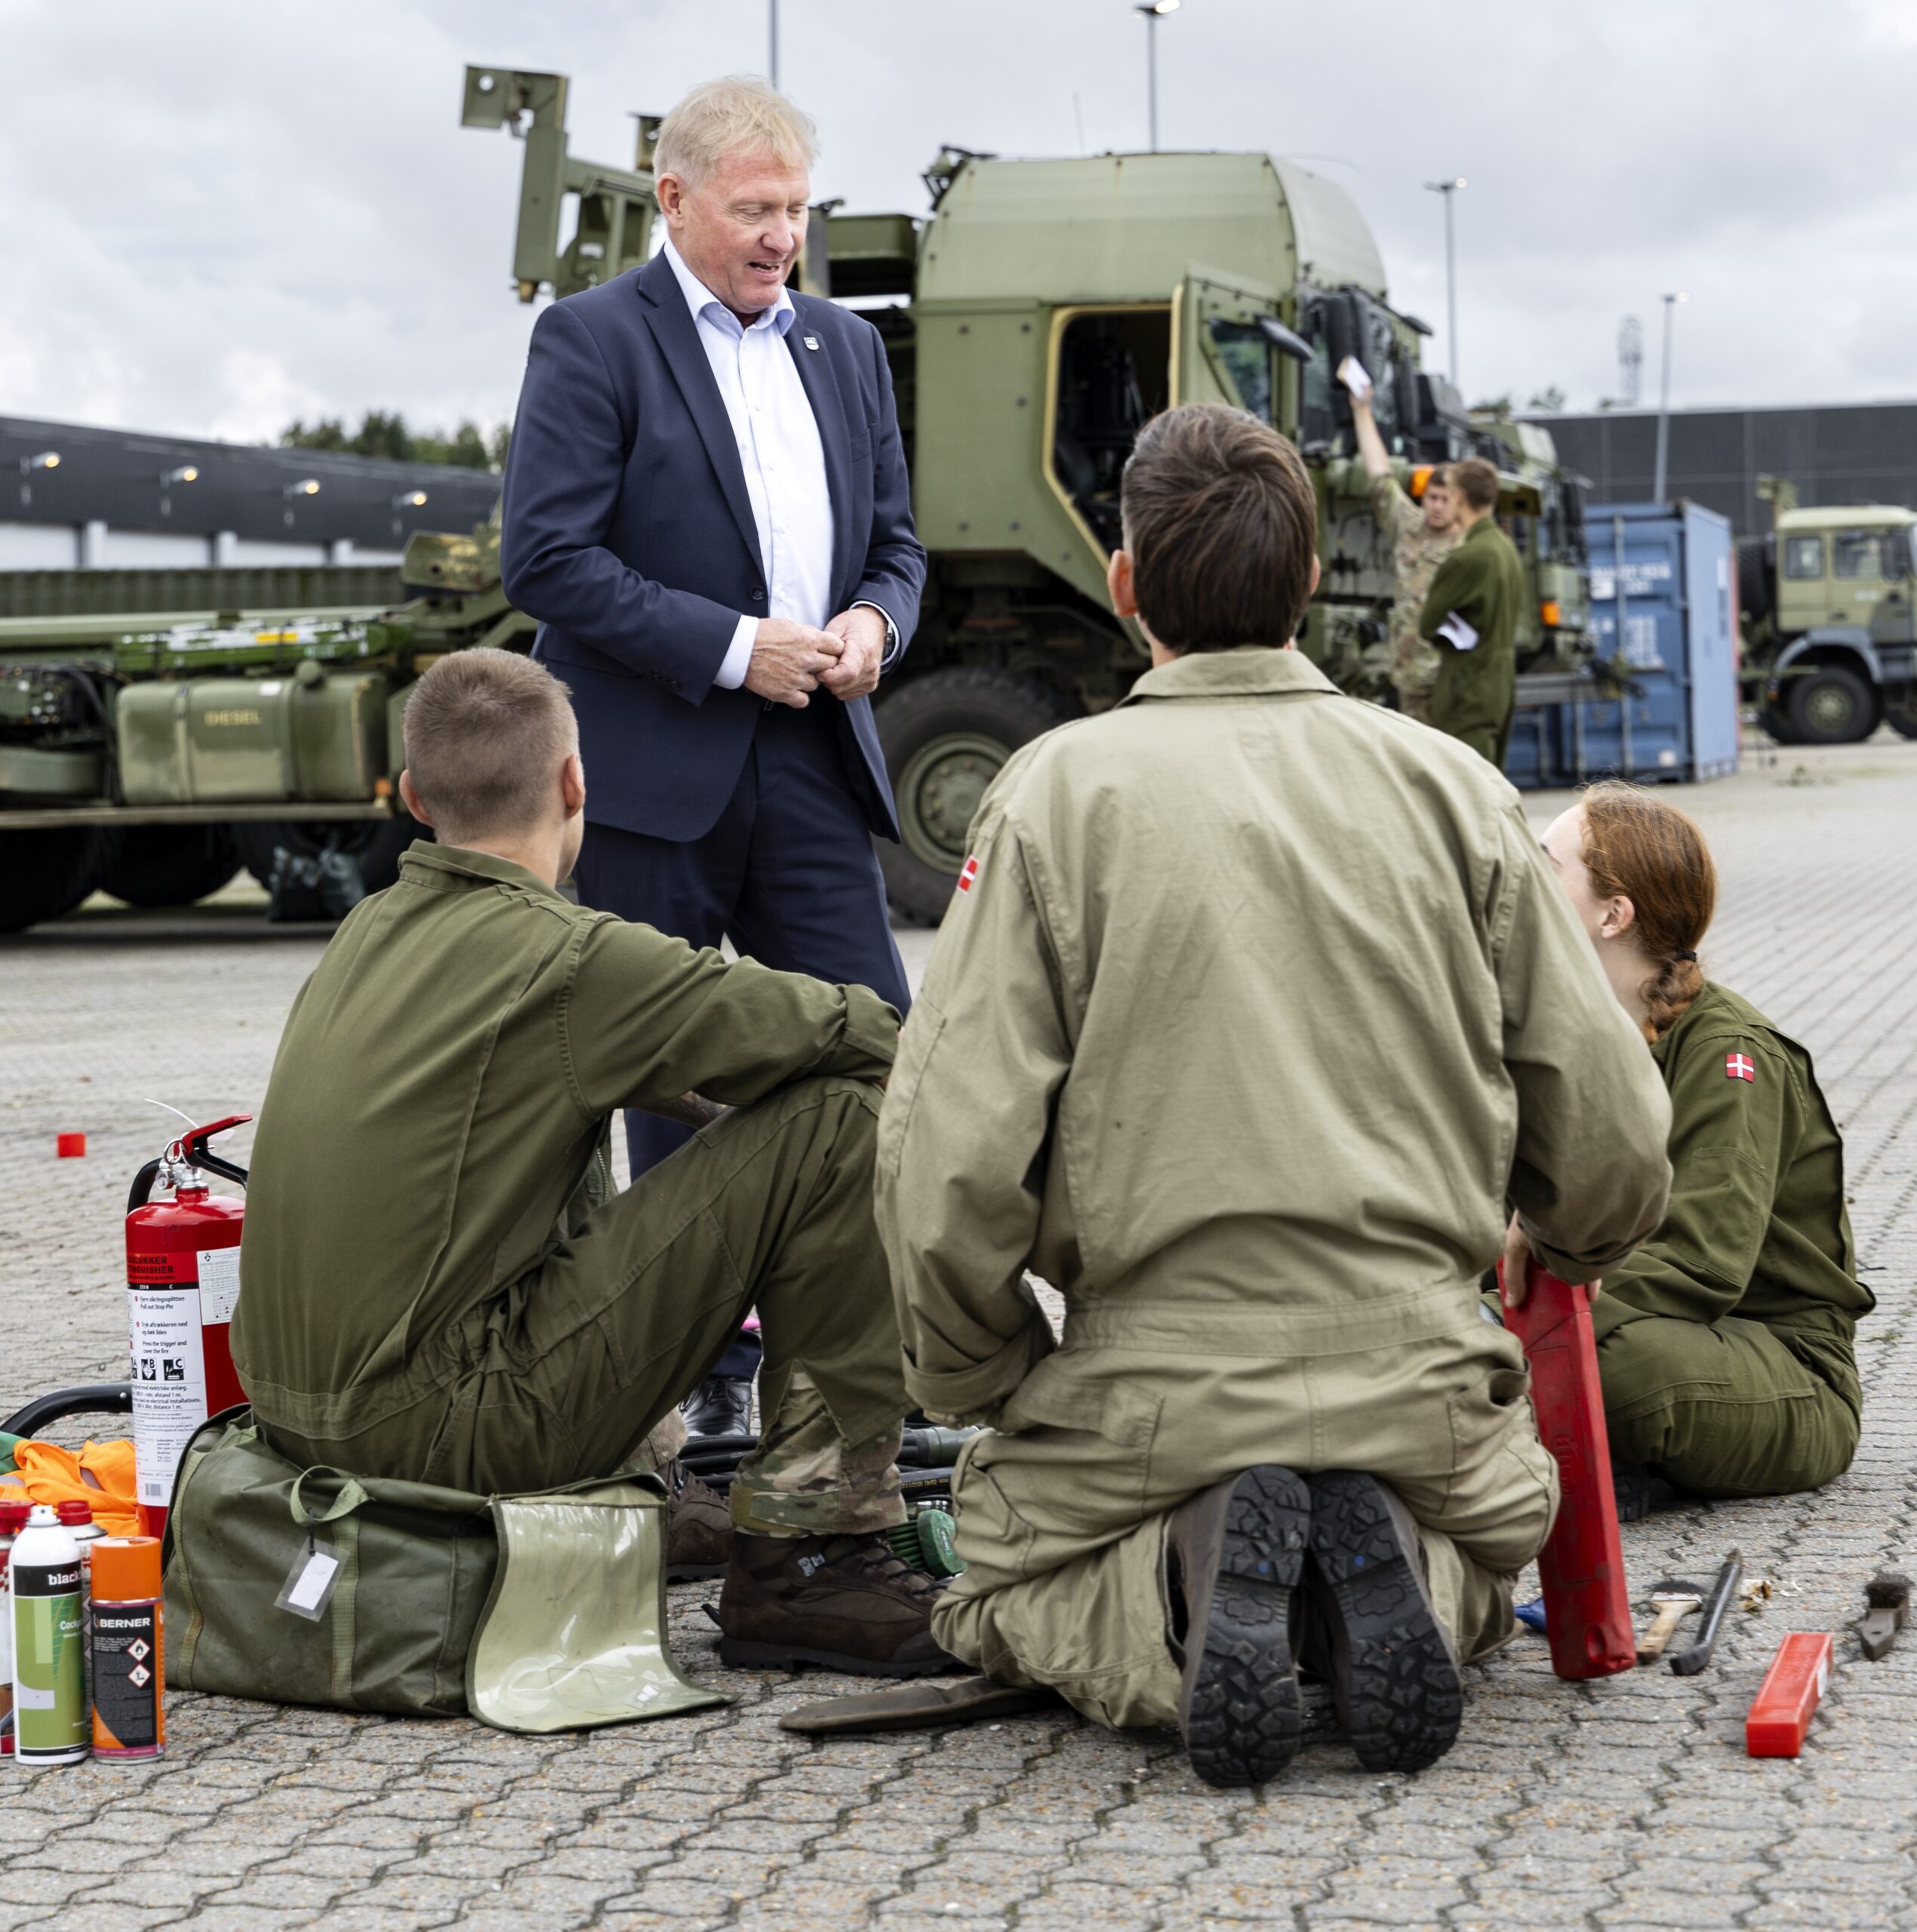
top-left (1171, 269), bottom-right (1294, 426)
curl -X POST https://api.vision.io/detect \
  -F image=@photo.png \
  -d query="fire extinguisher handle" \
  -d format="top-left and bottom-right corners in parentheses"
top-left (182, 1114), bottom-right (253, 1189)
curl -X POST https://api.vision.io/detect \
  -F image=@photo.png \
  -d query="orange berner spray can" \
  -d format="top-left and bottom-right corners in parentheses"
top-left (89, 1537), bottom-right (164, 1759)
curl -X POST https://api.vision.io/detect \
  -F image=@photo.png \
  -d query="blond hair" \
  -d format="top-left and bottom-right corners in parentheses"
top-left (401, 649), bottom-right (577, 847)
top-left (653, 75), bottom-right (817, 187)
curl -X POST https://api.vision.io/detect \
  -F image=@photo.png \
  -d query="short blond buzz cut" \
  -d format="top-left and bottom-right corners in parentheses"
top-left (401, 649), bottom-right (577, 847)
top-left (653, 75), bottom-right (818, 188)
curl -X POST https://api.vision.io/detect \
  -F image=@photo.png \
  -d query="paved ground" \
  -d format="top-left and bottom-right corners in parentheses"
top-left (4, 730), bottom-right (1916, 1930)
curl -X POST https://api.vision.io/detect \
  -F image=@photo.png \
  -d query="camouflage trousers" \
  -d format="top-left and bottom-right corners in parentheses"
top-left (259, 1077), bottom-right (909, 1537)
top-left (1389, 620), bottom-right (1442, 724)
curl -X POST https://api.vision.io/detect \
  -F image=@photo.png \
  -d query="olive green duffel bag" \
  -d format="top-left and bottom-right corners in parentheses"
top-left (162, 1409), bottom-right (729, 1732)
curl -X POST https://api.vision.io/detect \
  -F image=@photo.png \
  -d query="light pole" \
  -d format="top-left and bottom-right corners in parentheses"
top-left (1653, 291), bottom-right (1687, 504)
top-left (1134, 1), bottom-right (1180, 154)
top-left (768, 0), bottom-right (779, 87)
top-left (1423, 177), bottom-right (1466, 391)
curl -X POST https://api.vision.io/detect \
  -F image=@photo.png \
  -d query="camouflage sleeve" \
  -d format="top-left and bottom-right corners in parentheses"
top-left (1370, 473), bottom-right (1414, 540)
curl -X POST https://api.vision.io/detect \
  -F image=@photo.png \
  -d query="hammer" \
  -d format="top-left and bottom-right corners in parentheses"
top-left (1636, 1577), bottom-right (1704, 1665)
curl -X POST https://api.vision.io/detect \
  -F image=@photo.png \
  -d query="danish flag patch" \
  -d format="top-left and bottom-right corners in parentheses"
top-left (957, 854), bottom-right (981, 894)
top-left (1727, 1053), bottom-right (1756, 1082)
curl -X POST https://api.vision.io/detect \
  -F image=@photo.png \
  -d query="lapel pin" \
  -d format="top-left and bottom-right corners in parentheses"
top-left (802, 334), bottom-right (820, 351)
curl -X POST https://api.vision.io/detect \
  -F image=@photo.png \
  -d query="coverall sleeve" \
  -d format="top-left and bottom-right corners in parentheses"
top-left (1597, 1029), bottom-right (1794, 1325)
top-left (563, 920), bottom-right (898, 1118)
top-left (1420, 541), bottom-right (1488, 646)
top-left (873, 804), bottom-right (1069, 1422)
top-left (1491, 804), bottom-right (1675, 1281)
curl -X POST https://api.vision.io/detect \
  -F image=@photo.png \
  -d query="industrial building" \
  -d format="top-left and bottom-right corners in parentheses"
top-left (1528, 399), bottom-right (1917, 537)
top-left (0, 414), bottom-right (502, 571)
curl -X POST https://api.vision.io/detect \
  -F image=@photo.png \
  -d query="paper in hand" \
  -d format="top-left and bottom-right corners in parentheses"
top-left (1337, 356), bottom-right (1374, 400)
top-left (1437, 611), bottom-right (1479, 653)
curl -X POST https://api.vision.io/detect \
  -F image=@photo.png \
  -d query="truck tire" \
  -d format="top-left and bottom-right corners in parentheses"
top-left (1784, 664), bottom-right (1875, 746)
top-left (232, 814), bottom-right (426, 899)
top-left (1885, 701), bottom-right (1917, 742)
top-left (97, 826), bottom-right (240, 909)
top-left (0, 827), bottom-right (115, 934)
top-left (875, 668), bottom-right (1079, 924)
top-left (1736, 536), bottom-right (1774, 628)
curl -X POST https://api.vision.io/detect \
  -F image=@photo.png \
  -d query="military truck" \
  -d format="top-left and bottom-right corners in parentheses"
top-left (460, 66), bottom-right (1593, 919)
top-left (0, 516), bottom-right (529, 931)
top-left (1737, 482), bottom-right (1917, 745)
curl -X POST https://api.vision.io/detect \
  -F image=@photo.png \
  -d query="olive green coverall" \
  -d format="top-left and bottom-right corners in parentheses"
top-left (874, 648), bottom-right (1673, 1730)
top-left (233, 843), bottom-right (910, 1535)
top-left (1594, 980), bottom-right (1870, 1497)
top-left (1420, 516), bottom-right (1526, 766)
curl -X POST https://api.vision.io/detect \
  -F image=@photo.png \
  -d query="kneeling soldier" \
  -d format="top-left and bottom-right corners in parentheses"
top-left (875, 405), bottom-right (1673, 1781)
top-left (233, 649), bottom-right (949, 1677)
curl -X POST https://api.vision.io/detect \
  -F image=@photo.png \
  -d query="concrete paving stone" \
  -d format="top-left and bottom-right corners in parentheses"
top-left (159, 1909), bottom-right (317, 1932)
top-left (1595, 1897), bottom-right (1750, 1927)
top-left (1450, 1890), bottom-right (1621, 1927)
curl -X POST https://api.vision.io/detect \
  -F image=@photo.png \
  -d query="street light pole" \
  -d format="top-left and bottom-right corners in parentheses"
top-left (1653, 291), bottom-right (1687, 504)
top-left (1134, 1), bottom-right (1180, 153)
top-left (768, 0), bottom-right (780, 87)
top-left (1423, 177), bottom-right (1466, 391)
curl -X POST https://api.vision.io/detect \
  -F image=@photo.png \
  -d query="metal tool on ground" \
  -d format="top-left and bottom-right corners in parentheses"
top-left (1497, 1257), bottom-right (1636, 1679)
top-left (1746, 1632), bottom-right (1834, 1758)
top-left (780, 1675), bottom-right (1067, 1737)
top-left (1636, 1577), bottom-right (1704, 1666)
top-left (1857, 1571), bottom-right (1910, 1661)
top-left (1669, 1550), bottom-right (1743, 1677)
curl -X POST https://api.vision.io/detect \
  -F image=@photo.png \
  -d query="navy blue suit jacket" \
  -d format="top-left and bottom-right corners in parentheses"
top-left (500, 252), bottom-right (925, 843)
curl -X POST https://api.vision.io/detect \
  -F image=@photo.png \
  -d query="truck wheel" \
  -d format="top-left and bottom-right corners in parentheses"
top-left (232, 815), bottom-right (426, 898)
top-left (97, 826), bottom-right (241, 908)
top-left (0, 828), bottom-right (115, 934)
top-left (876, 668), bottom-right (1079, 924)
top-left (1785, 665), bottom-right (1875, 746)
top-left (1758, 697), bottom-right (1799, 746)
top-left (1885, 702), bottom-right (1917, 742)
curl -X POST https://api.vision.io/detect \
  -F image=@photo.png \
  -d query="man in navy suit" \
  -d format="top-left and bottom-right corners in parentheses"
top-left (501, 77), bottom-right (925, 1439)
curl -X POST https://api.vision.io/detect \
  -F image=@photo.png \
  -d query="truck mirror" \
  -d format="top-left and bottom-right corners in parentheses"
top-left (1256, 316), bottom-right (1312, 364)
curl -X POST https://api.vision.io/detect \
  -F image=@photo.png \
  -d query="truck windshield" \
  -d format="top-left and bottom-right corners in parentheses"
top-left (1206, 321), bottom-right (1274, 425)
top-left (1833, 529), bottom-right (1898, 579)
top-left (1783, 535), bottom-right (1825, 580)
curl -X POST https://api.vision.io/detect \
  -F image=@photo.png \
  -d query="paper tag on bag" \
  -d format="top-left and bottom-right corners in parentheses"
top-left (1337, 355), bottom-right (1373, 400)
top-left (276, 1546), bottom-right (341, 1622)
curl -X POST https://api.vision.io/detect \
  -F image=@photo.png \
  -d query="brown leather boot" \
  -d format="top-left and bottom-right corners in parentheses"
top-left (716, 1530), bottom-right (958, 1677)
top-left (664, 1460), bottom-right (731, 1583)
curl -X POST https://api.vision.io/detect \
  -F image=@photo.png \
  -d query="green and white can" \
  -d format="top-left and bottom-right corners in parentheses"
top-left (9, 1506), bottom-right (88, 1766)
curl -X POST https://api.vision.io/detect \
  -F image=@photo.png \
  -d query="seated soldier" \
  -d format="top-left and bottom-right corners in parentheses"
top-left (232, 648), bottom-right (949, 1678)
top-left (873, 404), bottom-right (1673, 1784)
top-left (1539, 782), bottom-right (1870, 1512)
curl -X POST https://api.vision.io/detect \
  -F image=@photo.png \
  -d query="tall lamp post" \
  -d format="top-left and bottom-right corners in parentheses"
top-left (1653, 291), bottom-right (1687, 504)
top-left (768, 0), bottom-right (780, 86)
top-left (1423, 177), bottom-right (1466, 391)
top-left (1134, 1), bottom-right (1180, 154)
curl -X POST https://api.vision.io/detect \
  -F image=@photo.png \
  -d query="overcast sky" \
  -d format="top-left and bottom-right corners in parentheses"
top-left (5, 0), bottom-right (1915, 445)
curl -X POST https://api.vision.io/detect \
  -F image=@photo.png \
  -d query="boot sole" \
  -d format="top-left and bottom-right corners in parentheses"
top-left (716, 1638), bottom-right (957, 1678)
top-left (1183, 1465), bottom-right (1311, 1790)
top-left (1306, 1471), bottom-right (1463, 1774)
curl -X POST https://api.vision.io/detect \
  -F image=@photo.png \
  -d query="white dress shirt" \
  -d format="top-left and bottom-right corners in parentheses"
top-left (662, 241), bottom-right (838, 691)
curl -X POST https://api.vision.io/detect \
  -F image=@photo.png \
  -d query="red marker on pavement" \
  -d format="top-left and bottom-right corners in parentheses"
top-left (56, 1133), bottom-right (86, 1158)
top-left (1746, 1632), bottom-right (1833, 1757)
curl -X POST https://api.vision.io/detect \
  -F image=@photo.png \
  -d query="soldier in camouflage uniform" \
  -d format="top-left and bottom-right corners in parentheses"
top-left (1352, 385), bottom-right (1459, 721)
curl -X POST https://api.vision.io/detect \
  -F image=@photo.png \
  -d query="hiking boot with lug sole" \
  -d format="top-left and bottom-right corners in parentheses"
top-left (664, 1458), bottom-right (731, 1583)
top-left (1168, 1464), bottom-right (1312, 1789)
top-left (717, 1529), bottom-right (957, 1677)
top-left (1305, 1469), bottom-right (1463, 1774)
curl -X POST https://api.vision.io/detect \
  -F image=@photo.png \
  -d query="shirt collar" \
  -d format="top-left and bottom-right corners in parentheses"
top-left (1117, 645), bottom-right (1340, 706)
top-left (661, 238), bottom-right (795, 338)
top-left (399, 841), bottom-right (572, 904)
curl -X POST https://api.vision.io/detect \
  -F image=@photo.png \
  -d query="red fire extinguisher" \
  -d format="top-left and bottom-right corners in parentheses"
top-left (125, 1115), bottom-right (251, 1539)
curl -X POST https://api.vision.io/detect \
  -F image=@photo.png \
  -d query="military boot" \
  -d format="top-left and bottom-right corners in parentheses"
top-left (1303, 1469), bottom-right (1463, 1773)
top-left (663, 1459), bottom-right (731, 1583)
top-left (1167, 1464), bottom-right (1312, 1789)
top-left (716, 1530), bottom-right (957, 1677)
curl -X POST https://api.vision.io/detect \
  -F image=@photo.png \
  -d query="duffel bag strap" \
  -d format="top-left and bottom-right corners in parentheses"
top-left (286, 1465), bottom-right (371, 1710)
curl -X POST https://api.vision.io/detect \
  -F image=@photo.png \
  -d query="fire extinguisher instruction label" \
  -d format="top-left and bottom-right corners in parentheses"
top-left (128, 1287), bottom-right (206, 1506)
top-left (197, 1244), bottom-right (240, 1324)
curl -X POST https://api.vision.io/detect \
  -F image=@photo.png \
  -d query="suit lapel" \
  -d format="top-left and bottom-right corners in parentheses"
top-left (634, 254), bottom-right (762, 569)
top-left (786, 297), bottom-right (858, 601)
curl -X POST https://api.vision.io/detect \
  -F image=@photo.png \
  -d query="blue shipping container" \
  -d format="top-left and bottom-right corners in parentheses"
top-left (1506, 500), bottom-right (1739, 788)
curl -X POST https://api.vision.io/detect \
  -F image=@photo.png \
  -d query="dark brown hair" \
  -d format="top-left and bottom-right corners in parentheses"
top-left (1580, 780), bottom-right (1716, 1040)
top-left (402, 648), bottom-right (577, 845)
top-left (1449, 457), bottom-right (1498, 512)
top-left (1120, 403), bottom-right (1318, 651)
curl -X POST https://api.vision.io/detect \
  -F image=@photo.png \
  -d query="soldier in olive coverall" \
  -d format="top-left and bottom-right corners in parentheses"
top-left (875, 406), bottom-right (1672, 1783)
top-left (1420, 457), bottom-right (1525, 766)
top-left (235, 648), bottom-right (951, 1678)
top-left (1541, 786), bottom-right (1869, 1506)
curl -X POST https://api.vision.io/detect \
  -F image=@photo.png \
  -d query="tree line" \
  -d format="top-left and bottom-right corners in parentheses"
top-left (278, 411), bottom-right (510, 471)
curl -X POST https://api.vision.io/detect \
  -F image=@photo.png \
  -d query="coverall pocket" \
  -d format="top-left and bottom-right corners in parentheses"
top-left (876, 998), bottom-right (946, 1177)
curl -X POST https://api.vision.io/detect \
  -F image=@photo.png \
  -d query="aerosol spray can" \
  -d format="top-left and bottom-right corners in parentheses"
top-left (56, 1500), bottom-right (105, 1709)
top-left (8, 1505), bottom-right (88, 1765)
top-left (0, 1499), bottom-right (29, 1758)
top-left (90, 1537), bottom-right (164, 1760)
